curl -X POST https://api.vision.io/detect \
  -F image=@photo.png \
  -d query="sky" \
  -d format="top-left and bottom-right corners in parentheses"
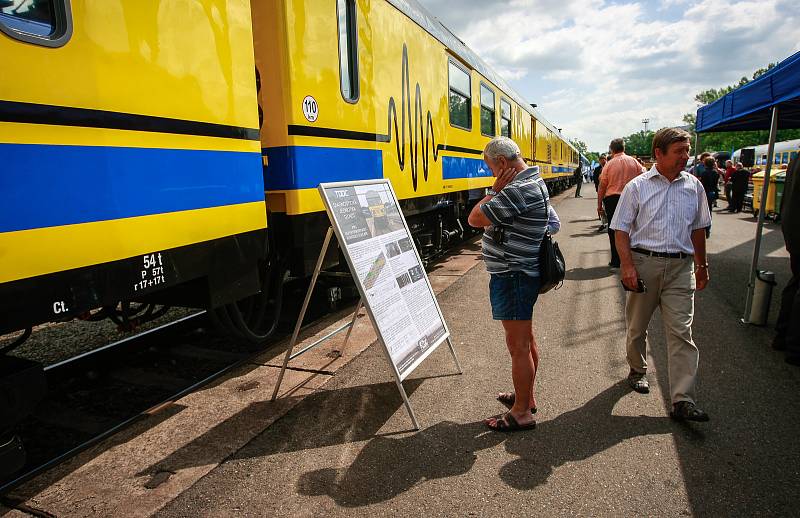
top-left (417, 0), bottom-right (800, 152)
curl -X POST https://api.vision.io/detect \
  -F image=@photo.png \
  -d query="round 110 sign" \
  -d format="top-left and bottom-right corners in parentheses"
top-left (302, 95), bottom-right (318, 122)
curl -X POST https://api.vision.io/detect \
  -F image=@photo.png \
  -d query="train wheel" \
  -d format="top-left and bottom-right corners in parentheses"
top-left (210, 257), bottom-right (287, 345)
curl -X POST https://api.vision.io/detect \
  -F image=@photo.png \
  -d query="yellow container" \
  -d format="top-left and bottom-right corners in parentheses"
top-left (751, 172), bottom-right (779, 215)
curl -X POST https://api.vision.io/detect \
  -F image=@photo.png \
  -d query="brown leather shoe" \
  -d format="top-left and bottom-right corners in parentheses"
top-left (627, 370), bottom-right (649, 394)
top-left (670, 401), bottom-right (709, 422)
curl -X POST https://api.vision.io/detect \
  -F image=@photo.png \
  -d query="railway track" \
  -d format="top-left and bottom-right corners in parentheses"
top-left (0, 284), bottom-right (344, 497)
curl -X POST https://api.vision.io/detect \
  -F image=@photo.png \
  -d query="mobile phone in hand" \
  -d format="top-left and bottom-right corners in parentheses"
top-left (621, 279), bottom-right (647, 293)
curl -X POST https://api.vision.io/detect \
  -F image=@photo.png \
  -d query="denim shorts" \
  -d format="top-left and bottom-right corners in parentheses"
top-left (489, 271), bottom-right (540, 320)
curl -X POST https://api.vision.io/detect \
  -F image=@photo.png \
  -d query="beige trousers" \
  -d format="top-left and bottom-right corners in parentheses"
top-left (626, 253), bottom-right (698, 404)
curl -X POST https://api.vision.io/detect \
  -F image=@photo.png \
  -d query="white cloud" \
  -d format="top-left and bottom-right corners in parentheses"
top-left (419, 0), bottom-right (800, 151)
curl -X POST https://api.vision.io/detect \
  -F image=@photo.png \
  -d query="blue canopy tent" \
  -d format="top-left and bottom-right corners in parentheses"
top-left (696, 50), bottom-right (800, 323)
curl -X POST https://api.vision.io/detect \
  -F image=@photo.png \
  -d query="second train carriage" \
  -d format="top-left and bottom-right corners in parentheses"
top-left (256, 0), bottom-right (579, 276)
top-left (0, 0), bottom-right (581, 466)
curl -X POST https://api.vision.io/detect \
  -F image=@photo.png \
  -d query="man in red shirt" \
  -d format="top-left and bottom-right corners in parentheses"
top-left (724, 160), bottom-right (736, 211)
top-left (598, 138), bottom-right (643, 268)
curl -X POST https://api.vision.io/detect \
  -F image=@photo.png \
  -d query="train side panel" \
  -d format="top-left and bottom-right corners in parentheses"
top-left (0, 0), bottom-right (266, 333)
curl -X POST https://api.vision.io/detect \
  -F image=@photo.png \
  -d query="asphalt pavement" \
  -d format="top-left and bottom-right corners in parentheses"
top-left (154, 185), bottom-right (800, 517)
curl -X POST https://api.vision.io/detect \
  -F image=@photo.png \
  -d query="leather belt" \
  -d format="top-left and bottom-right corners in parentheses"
top-left (632, 248), bottom-right (689, 259)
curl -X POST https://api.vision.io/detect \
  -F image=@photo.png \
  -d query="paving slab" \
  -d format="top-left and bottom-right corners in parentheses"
top-left (0, 502), bottom-right (31, 517)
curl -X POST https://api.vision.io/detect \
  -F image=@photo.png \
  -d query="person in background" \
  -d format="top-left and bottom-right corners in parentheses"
top-left (598, 139), bottom-right (642, 269)
top-left (692, 152), bottom-right (712, 178)
top-left (593, 155), bottom-right (608, 231)
top-left (468, 136), bottom-right (554, 432)
top-left (724, 160), bottom-right (736, 211)
top-left (574, 162), bottom-right (584, 198)
top-left (593, 155), bottom-right (606, 193)
top-left (698, 157), bottom-right (719, 238)
top-left (774, 157), bottom-right (800, 365)
top-left (730, 162), bottom-right (751, 213)
top-left (610, 126), bottom-right (711, 422)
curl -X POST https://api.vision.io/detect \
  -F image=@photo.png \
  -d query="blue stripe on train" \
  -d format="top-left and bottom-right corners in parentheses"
top-left (264, 146), bottom-right (383, 190)
top-left (441, 156), bottom-right (492, 180)
top-left (0, 143), bottom-right (264, 233)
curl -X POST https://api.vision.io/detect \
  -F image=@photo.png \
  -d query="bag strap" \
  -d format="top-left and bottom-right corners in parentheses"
top-left (534, 178), bottom-right (552, 234)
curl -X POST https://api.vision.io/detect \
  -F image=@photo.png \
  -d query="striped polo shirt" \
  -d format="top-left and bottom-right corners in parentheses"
top-left (610, 166), bottom-right (712, 254)
top-left (480, 166), bottom-right (549, 276)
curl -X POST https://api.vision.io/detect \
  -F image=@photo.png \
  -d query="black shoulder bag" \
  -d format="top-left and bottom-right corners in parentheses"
top-left (536, 182), bottom-right (565, 293)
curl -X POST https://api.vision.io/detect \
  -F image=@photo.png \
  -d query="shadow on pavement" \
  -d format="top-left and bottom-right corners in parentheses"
top-left (136, 379), bottom-right (425, 478)
top-left (569, 230), bottom-right (607, 238)
top-left (297, 383), bottom-right (677, 507)
top-left (565, 265), bottom-right (613, 281)
top-left (297, 420), bottom-right (504, 506)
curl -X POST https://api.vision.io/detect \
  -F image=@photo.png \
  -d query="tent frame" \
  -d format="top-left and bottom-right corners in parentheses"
top-left (742, 106), bottom-right (780, 323)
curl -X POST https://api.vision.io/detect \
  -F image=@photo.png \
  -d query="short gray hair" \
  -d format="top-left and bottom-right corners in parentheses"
top-left (483, 136), bottom-right (521, 161)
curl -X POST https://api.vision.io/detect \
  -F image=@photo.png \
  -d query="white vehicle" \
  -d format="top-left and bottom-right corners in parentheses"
top-left (733, 139), bottom-right (800, 168)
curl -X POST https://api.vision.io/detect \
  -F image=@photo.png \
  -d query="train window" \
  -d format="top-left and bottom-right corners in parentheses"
top-left (0, 0), bottom-right (71, 47)
top-left (448, 60), bottom-right (471, 130)
top-left (792, 152), bottom-right (798, 162)
top-left (781, 152), bottom-right (789, 164)
top-left (336, 0), bottom-right (359, 102)
top-left (480, 83), bottom-right (495, 136)
top-left (500, 99), bottom-right (511, 138)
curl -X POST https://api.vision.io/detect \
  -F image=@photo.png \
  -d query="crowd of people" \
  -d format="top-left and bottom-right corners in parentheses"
top-left (689, 153), bottom-right (754, 216)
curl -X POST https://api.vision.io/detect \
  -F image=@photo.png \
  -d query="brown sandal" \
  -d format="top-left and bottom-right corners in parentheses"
top-left (497, 391), bottom-right (537, 414)
top-left (486, 411), bottom-right (536, 432)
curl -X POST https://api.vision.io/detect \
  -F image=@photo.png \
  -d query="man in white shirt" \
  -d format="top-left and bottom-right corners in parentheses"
top-left (610, 127), bottom-right (711, 422)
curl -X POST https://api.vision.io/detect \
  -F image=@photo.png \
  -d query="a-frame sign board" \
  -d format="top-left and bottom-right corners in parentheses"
top-left (271, 179), bottom-right (461, 429)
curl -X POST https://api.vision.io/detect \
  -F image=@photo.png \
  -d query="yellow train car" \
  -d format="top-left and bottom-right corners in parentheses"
top-left (253, 0), bottom-right (578, 273)
top-left (0, 0), bottom-right (268, 334)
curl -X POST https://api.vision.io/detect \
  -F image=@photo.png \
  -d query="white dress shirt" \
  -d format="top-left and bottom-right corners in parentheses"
top-left (610, 166), bottom-right (712, 254)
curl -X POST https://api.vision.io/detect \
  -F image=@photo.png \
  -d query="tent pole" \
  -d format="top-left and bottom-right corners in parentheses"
top-left (742, 105), bottom-right (779, 323)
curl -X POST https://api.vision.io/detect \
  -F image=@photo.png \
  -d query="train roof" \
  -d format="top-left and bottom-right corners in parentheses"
top-left (385, 0), bottom-right (577, 153)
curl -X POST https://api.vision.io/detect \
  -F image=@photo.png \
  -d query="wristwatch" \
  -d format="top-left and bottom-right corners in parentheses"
top-left (487, 189), bottom-right (498, 196)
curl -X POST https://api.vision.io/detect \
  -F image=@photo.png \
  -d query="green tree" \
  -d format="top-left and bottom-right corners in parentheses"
top-left (585, 151), bottom-right (601, 162)
top-left (685, 63), bottom-right (800, 154)
top-left (570, 139), bottom-right (589, 155)
top-left (623, 130), bottom-right (654, 157)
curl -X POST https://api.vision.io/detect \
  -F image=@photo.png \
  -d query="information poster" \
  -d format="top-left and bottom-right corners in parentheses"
top-left (319, 180), bottom-right (449, 379)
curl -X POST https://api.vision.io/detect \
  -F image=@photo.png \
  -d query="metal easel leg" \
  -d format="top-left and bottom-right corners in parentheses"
top-left (340, 299), bottom-right (363, 351)
top-left (446, 337), bottom-right (463, 374)
top-left (394, 376), bottom-right (421, 431)
top-left (271, 227), bottom-right (334, 401)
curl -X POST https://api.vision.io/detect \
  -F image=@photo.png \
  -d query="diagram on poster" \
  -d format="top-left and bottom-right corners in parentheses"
top-left (320, 180), bottom-right (449, 379)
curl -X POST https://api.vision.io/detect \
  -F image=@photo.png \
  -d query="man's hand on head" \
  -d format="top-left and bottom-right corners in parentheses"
top-left (492, 168), bottom-right (516, 193)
